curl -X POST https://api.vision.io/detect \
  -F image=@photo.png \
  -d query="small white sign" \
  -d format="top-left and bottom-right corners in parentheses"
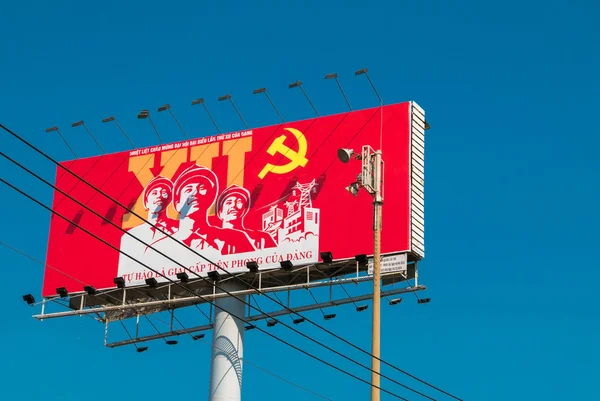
top-left (368, 253), bottom-right (407, 275)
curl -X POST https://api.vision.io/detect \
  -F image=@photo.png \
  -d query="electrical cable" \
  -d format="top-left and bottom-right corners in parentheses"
top-left (0, 176), bottom-right (413, 401)
top-left (0, 121), bottom-right (461, 401)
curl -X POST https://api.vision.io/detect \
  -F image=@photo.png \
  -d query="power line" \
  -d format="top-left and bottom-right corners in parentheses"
top-left (0, 151), bottom-right (433, 401)
top-left (0, 120), bottom-right (461, 401)
top-left (0, 176), bottom-right (412, 401)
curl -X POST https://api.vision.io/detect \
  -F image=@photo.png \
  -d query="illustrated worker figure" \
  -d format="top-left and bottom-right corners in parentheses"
top-left (216, 185), bottom-right (277, 249)
top-left (117, 175), bottom-right (178, 276)
top-left (165, 164), bottom-right (255, 255)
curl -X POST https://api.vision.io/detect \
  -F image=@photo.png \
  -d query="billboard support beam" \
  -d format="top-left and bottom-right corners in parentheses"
top-left (209, 281), bottom-right (246, 401)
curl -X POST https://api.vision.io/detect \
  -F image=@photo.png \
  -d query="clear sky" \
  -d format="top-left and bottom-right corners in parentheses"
top-left (1, 0), bottom-right (598, 400)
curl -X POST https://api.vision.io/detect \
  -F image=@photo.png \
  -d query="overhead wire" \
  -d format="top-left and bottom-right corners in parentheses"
top-left (0, 176), bottom-right (413, 401)
top-left (1, 114), bottom-right (461, 401)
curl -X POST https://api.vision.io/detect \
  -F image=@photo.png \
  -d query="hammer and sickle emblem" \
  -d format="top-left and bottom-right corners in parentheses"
top-left (258, 128), bottom-right (308, 179)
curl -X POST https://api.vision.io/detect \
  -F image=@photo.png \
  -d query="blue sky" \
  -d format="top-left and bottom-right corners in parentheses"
top-left (1, 0), bottom-right (599, 400)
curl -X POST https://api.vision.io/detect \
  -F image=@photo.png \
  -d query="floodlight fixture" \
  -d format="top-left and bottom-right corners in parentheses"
top-left (244, 324), bottom-right (256, 331)
top-left (355, 254), bottom-right (368, 266)
top-left (337, 148), bottom-right (356, 163)
top-left (266, 319), bottom-right (278, 327)
top-left (45, 126), bottom-right (58, 132)
top-left (176, 272), bottom-right (189, 283)
top-left (56, 287), bottom-right (69, 298)
top-left (207, 270), bottom-right (221, 282)
top-left (356, 305), bottom-right (369, 312)
top-left (325, 73), bottom-right (338, 79)
top-left (346, 183), bottom-right (360, 197)
top-left (288, 80), bottom-right (302, 89)
top-left (293, 317), bottom-right (305, 324)
top-left (280, 260), bottom-right (293, 271)
top-left (424, 121), bottom-right (431, 130)
top-left (355, 68), bottom-right (368, 76)
top-left (320, 251), bottom-right (333, 264)
top-left (218, 94), bottom-right (232, 101)
top-left (113, 277), bottom-right (125, 289)
top-left (71, 120), bottom-right (84, 128)
top-left (324, 313), bottom-right (336, 320)
top-left (253, 88), bottom-right (266, 94)
top-left (192, 334), bottom-right (205, 341)
top-left (145, 278), bottom-right (158, 288)
top-left (246, 261), bottom-right (259, 273)
top-left (101, 116), bottom-right (115, 123)
top-left (137, 346), bottom-right (148, 353)
top-left (165, 340), bottom-right (178, 346)
top-left (22, 294), bottom-right (35, 305)
top-left (389, 298), bottom-right (403, 306)
top-left (137, 110), bottom-right (149, 119)
top-left (418, 298), bottom-right (431, 304)
top-left (191, 98), bottom-right (204, 105)
top-left (84, 285), bottom-right (97, 295)
top-left (157, 104), bottom-right (171, 112)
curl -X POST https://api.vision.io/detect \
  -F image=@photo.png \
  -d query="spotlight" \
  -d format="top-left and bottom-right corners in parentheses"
top-left (101, 116), bottom-right (115, 123)
top-left (253, 88), bottom-right (266, 94)
top-left (355, 68), bottom-right (368, 76)
top-left (56, 287), bottom-right (69, 298)
top-left (191, 98), bottom-right (204, 105)
top-left (218, 94), bottom-right (231, 101)
top-left (346, 182), bottom-right (360, 197)
top-left (389, 298), bottom-right (403, 306)
top-left (192, 334), bottom-right (205, 341)
top-left (157, 104), bottom-right (170, 112)
top-left (113, 277), bottom-right (125, 289)
top-left (22, 294), bottom-right (35, 305)
top-left (280, 260), bottom-right (293, 271)
top-left (324, 314), bottom-right (336, 320)
top-left (293, 318), bottom-right (305, 324)
top-left (425, 121), bottom-right (431, 130)
top-left (207, 271), bottom-right (221, 282)
top-left (418, 298), bottom-right (431, 304)
top-left (71, 120), bottom-right (84, 128)
top-left (84, 286), bottom-right (97, 295)
top-left (325, 73), bottom-right (338, 79)
top-left (337, 148), bottom-right (355, 163)
top-left (165, 340), bottom-right (178, 346)
top-left (137, 110), bottom-right (149, 119)
top-left (266, 319), bottom-right (278, 327)
top-left (45, 126), bottom-right (58, 133)
top-left (288, 80), bottom-right (302, 89)
top-left (244, 324), bottom-right (256, 331)
top-left (136, 346), bottom-right (148, 353)
top-left (246, 261), bottom-right (259, 273)
top-left (145, 278), bottom-right (158, 288)
top-left (354, 254), bottom-right (368, 266)
top-left (320, 252), bottom-right (333, 264)
top-left (356, 305), bottom-right (369, 312)
top-left (176, 272), bottom-right (189, 283)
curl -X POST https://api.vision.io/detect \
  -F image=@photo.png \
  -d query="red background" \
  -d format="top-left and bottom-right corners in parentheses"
top-left (43, 103), bottom-right (411, 296)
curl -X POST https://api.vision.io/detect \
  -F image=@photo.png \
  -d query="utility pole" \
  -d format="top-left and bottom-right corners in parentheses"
top-left (371, 150), bottom-right (383, 401)
top-left (337, 145), bottom-right (384, 401)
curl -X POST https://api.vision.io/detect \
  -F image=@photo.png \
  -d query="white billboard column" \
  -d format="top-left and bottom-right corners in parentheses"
top-left (209, 281), bottom-right (247, 401)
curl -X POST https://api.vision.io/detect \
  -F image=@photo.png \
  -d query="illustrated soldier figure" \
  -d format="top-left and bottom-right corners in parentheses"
top-left (117, 175), bottom-right (178, 275)
top-left (216, 185), bottom-right (277, 249)
top-left (165, 164), bottom-right (255, 255)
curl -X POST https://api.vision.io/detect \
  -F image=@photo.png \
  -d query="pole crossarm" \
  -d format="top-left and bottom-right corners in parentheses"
top-left (105, 285), bottom-right (425, 348)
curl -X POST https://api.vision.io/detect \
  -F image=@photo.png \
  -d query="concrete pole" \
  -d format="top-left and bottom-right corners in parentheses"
top-left (209, 281), bottom-right (247, 401)
top-left (371, 151), bottom-right (383, 401)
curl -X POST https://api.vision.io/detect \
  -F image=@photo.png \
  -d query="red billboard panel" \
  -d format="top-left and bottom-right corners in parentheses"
top-left (43, 102), bottom-right (425, 297)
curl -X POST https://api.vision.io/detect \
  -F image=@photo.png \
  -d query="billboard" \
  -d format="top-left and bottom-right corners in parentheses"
top-left (42, 101), bottom-right (426, 297)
